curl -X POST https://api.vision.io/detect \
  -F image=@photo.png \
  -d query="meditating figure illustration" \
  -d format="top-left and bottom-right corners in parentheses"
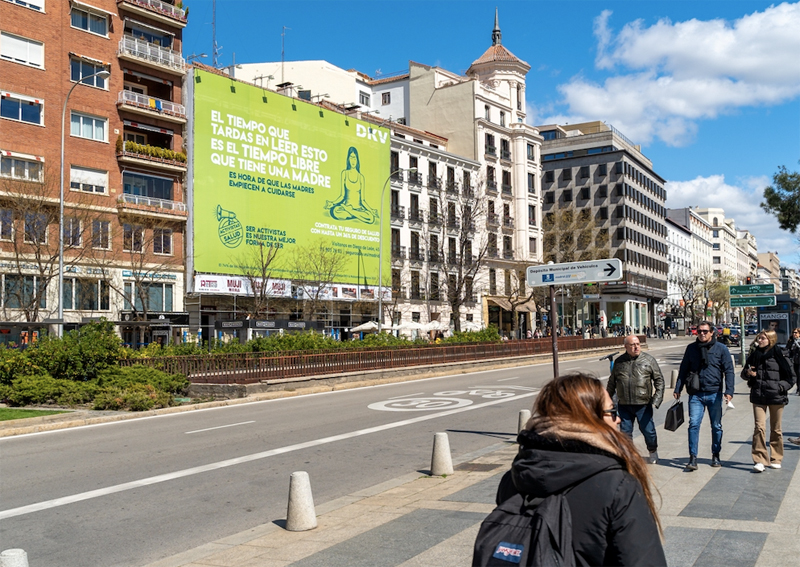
top-left (325, 146), bottom-right (377, 224)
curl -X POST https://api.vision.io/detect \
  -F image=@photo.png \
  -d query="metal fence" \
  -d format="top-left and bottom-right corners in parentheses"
top-left (121, 336), bottom-right (633, 385)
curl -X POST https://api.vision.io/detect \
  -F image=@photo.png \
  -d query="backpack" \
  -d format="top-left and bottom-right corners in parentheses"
top-left (472, 477), bottom-right (576, 567)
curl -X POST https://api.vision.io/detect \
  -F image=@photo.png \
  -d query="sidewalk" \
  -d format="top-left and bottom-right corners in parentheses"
top-left (145, 386), bottom-right (800, 567)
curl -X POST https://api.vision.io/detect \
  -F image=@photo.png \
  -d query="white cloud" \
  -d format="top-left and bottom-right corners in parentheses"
top-left (667, 174), bottom-right (799, 266)
top-left (543, 3), bottom-right (800, 146)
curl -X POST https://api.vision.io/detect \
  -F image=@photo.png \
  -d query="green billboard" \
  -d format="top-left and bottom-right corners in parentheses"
top-left (191, 69), bottom-right (390, 284)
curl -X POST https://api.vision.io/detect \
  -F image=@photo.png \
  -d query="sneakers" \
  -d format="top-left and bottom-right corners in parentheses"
top-left (648, 451), bottom-right (658, 464)
top-left (710, 454), bottom-right (721, 467)
top-left (770, 463), bottom-right (782, 469)
top-left (685, 455), bottom-right (698, 471)
top-left (753, 463), bottom-right (765, 472)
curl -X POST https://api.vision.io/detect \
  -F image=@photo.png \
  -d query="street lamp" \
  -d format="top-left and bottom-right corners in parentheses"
top-left (59, 69), bottom-right (111, 337)
top-left (377, 167), bottom-right (416, 333)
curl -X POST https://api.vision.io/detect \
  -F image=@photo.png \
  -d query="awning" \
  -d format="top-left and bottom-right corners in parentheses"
top-left (123, 119), bottom-right (174, 136)
top-left (71, 0), bottom-right (116, 18)
top-left (69, 52), bottom-right (111, 67)
top-left (488, 298), bottom-right (537, 312)
top-left (123, 68), bottom-right (173, 87)
top-left (124, 17), bottom-right (175, 37)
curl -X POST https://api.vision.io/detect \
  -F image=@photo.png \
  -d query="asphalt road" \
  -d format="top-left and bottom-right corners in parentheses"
top-left (0, 339), bottom-right (691, 567)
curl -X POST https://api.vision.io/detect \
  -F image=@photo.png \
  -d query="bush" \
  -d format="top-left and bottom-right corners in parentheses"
top-left (93, 383), bottom-right (173, 411)
top-left (4, 374), bottom-right (98, 407)
top-left (0, 346), bottom-right (42, 385)
top-left (97, 365), bottom-right (188, 395)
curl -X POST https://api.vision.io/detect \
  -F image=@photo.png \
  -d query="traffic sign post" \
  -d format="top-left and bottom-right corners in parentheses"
top-left (730, 284), bottom-right (775, 296)
top-left (528, 259), bottom-right (623, 378)
top-left (730, 296), bottom-right (776, 307)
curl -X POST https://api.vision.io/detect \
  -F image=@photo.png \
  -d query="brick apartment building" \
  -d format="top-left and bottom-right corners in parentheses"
top-left (0, 0), bottom-right (188, 346)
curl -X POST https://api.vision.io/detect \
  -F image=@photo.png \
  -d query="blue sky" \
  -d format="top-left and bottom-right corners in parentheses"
top-left (183, 0), bottom-right (800, 267)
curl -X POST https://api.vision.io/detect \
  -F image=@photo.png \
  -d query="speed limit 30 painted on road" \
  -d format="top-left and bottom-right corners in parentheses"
top-left (368, 386), bottom-right (538, 412)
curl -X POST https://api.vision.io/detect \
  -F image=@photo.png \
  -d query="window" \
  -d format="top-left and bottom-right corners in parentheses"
top-left (9, 0), bottom-right (44, 10)
top-left (64, 217), bottom-right (81, 247)
top-left (598, 207), bottom-right (608, 220)
top-left (71, 7), bottom-right (108, 36)
top-left (24, 212), bottom-right (47, 244)
top-left (499, 111), bottom-right (505, 127)
top-left (123, 223), bottom-right (144, 252)
top-left (580, 166), bottom-right (589, 178)
top-left (463, 171), bottom-right (471, 191)
top-left (712, 243), bottom-right (720, 250)
top-left (0, 154), bottom-right (42, 181)
top-left (381, 92), bottom-right (390, 105)
top-left (123, 171), bottom-right (173, 200)
top-left (124, 131), bottom-right (146, 145)
top-left (153, 228), bottom-right (172, 255)
top-left (615, 162), bottom-right (623, 175)
top-left (4, 275), bottom-right (46, 309)
top-left (562, 168), bottom-right (572, 181)
top-left (70, 112), bottom-right (106, 142)
top-left (125, 21), bottom-right (172, 48)
top-left (484, 105), bottom-right (490, 120)
top-left (598, 164), bottom-right (607, 176)
top-left (70, 58), bottom-right (108, 89)
top-left (597, 185), bottom-right (608, 198)
top-left (527, 173), bottom-right (535, 194)
top-left (544, 191), bottom-right (554, 204)
top-left (0, 208), bottom-right (12, 240)
top-left (579, 187), bottom-right (590, 200)
top-left (713, 256), bottom-right (721, 264)
top-left (489, 269), bottom-right (496, 295)
top-left (0, 32), bottom-right (44, 68)
top-left (64, 278), bottom-right (110, 311)
top-left (485, 133), bottom-right (496, 155)
top-left (528, 237), bottom-right (537, 254)
top-left (359, 91), bottom-right (370, 106)
top-left (528, 205), bottom-right (536, 226)
top-left (70, 166), bottom-right (107, 194)
top-left (712, 230), bottom-right (719, 238)
top-left (123, 282), bottom-right (173, 312)
top-left (1, 91), bottom-right (43, 125)
top-left (92, 220), bottom-right (110, 249)
top-left (527, 144), bottom-right (535, 161)
top-left (563, 189), bottom-right (572, 202)
top-left (544, 171), bottom-right (554, 183)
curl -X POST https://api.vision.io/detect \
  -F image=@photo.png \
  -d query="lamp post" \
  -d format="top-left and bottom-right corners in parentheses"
top-left (377, 167), bottom-right (416, 333)
top-left (59, 69), bottom-right (111, 337)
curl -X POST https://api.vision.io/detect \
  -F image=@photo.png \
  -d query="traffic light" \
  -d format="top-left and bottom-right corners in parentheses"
top-left (746, 276), bottom-right (752, 284)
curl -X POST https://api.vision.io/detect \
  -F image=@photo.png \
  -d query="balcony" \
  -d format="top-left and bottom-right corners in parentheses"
top-left (391, 171), bottom-right (404, 185)
top-left (408, 171), bottom-right (423, 188)
top-left (428, 212), bottom-right (443, 227)
top-left (447, 253), bottom-right (459, 264)
top-left (409, 249), bottom-right (425, 264)
top-left (486, 181), bottom-right (498, 195)
top-left (503, 250), bottom-right (515, 260)
top-left (501, 184), bottom-right (513, 197)
top-left (117, 141), bottom-right (187, 172)
top-left (410, 289), bottom-right (425, 301)
top-left (485, 145), bottom-right (497, 157)
top-left (390, 205), bottom-right (405, 223)
top-left (428, 251), bottom-right (441, 264)
top-left (408, 209), bottom-right (425, 225)
top-left (118, 35), bottom-right (186, 75)
top-left (117, 193), bottom-right (187, 220)
top-left (445, 181), bottom-right (459, 196)
top-left (487, 248), bottom-right (499, 259)
top-left (463, 220), bottom-right (476, 233)
top-left (487, 213), bottom-right (500, 227)
top-left (503, 216), bottom-right (514, 229)
top-left (446, 217), bottom-right (460, 232)
top-left (428, 177), bottom-right (441, 191)
top-left (463, 186), bottom-right (474, 199)
top-left (117, 91), bottom-right (186, 124)
top-left (391, 246), bottom-right (406, 263)
top-left (118, 0), bottom-right (188, 27)
top-left (501, 150), bottom-right (511, 161)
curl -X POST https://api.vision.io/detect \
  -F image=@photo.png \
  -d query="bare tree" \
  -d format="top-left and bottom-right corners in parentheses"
top-left (236, 241), bottom-right (281, 318)
top-left (289, 238), bottom-right (349, 321)
top-left (0, 165), bottom-right (95, 322)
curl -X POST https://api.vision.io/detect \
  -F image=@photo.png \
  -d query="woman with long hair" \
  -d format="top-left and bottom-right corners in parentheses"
top-left (786, 327), bottom-right (800, 395)
top-left (743, 330), bottom-right (795, 471)
top-left (497, 373), bottom-right (665, 566)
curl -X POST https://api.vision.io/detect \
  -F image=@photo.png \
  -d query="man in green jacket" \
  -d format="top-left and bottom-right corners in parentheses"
top-left (607, 335), bottom-right (665, 464)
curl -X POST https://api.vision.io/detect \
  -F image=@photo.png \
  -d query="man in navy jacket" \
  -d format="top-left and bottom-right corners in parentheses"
top-left (674, 320), bottom-right (735, 471)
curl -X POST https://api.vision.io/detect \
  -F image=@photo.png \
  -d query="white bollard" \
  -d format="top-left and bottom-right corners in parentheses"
top-left (670, 369), bottom-right (678, 389)
top-left (285, 471), bottom-right (317, 531)
top-left (430, 432), bottom-right (454, 476)
top-left (0, 549), bottom-right (29, 567)
top-left (518, 409), bottom-right (531, 433)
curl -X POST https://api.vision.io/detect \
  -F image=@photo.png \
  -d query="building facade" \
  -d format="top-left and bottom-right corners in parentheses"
top-left (0, 0), bottom-right (188, 345)
top-left (666, 216), bottom-right (692, 313)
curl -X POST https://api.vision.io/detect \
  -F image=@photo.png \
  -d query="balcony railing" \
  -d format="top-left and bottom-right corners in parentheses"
top-left (486, 181), bottom-right (498, 195)
top-left (117, 141), bottom-right (187, 170)
top-left (428, 212), bottom-right (443, 226)
top-left (391, 246), bottom-right (406, 260)
top-left (118, 35), bottom-right (186, 73)
top-left (463, 186), bottom-right (474, 199)
top-left (408, 210), bottom-right (425, 224)
top-left (487, 213), bottom-right (500, 226)
top-left (487, 248), bottom-right (499, 259)
top-left (503, 250), bottom-right (515, 260)
top-left (408, 171), bottom-right (422, 187)
top-left (118, 193), bottom-right (186, 212)
top-left (501, 183), bottom-right (512, 196)
top-left (120, 0), bottom-right (187, 23)
top-left (503, 216), bottom-right (514, 228)
top-left (486, 145), bottom-right (497, 156)
top-left (428, 251), bottom-right (441, 264)
top-left (501, 150), bottom-right (511, 160)
top-left (445, 181), bottom-right (459, 194)
top-left (409, 249), bottom-right (425, 263)
top-left (117, 90), bottom-right (186, 119)
top-left (428, 177), bottom-right (441, 190)
top-left (446, 217), bottom-right (460, 231)
top-left (390, 205), bottom-right (405, 221)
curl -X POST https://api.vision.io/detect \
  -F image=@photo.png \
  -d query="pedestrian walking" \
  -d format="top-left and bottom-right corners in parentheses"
top-left (674, 320), bottom-right (735, 471)
top-left (492, 373), bottom-right (666, 566)
top-left (743, 331), bottom-right (795, 471)
top-left (607, 335), bottom-right (665, 464)
top-left (786, 328), bottom-right (800, 395)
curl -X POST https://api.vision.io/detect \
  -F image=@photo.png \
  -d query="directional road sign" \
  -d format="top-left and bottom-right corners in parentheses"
top-left (730, 296), bottom-right (776, 307)
top-left (730, 284), bottom-right (775, 296)
top-left (526, 258), bottom-right (623, 287)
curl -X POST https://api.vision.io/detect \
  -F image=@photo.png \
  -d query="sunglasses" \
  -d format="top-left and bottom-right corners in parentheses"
top-left (602, 406), bottom-right (618, 420)
top-left (697, 329), bottom-right (712, 334)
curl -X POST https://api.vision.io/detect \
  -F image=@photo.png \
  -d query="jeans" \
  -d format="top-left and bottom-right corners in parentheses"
top-left (688, 392), bottom-right (723, 457)
top-left (618, 404), bottom-right (658, 452)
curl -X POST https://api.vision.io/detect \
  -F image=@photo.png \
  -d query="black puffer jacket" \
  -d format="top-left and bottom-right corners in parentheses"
top-left (744, 346), bottom-right (795, 405)
top-left (498, 430), bottom-right (666, 567)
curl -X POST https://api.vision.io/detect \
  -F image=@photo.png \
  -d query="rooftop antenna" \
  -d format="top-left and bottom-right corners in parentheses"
top-left (281, 25), bottom-right (291, 84)
top-left (212, 0), bottom-right (220, 67)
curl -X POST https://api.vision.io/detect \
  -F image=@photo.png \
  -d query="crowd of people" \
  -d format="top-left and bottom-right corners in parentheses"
top-left (475, 321), bottom-right (800, 565)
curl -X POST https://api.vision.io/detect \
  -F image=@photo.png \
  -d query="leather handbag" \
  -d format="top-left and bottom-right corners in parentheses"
top-left (686, 371), bottom-right (701, 394)
top-left (664, 401), bottom-right (685, 432)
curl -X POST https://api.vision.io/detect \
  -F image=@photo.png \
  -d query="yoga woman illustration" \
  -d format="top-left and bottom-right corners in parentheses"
top-left (325, 146), bottom-right (377, 224)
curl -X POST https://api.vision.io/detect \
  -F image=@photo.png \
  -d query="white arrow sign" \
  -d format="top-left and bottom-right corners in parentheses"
top-left (526, 259), bottom-right (623, 287)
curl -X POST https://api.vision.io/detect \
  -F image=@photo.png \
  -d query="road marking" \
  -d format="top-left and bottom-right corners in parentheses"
top-left (0, 390), bottom-right (539, 520)
top-left (497, 376), bottom-right (520, 382)
top-left (184, 421), bottom-right (255, 435)
top-left (388, 392), bottom-right (425, 399)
